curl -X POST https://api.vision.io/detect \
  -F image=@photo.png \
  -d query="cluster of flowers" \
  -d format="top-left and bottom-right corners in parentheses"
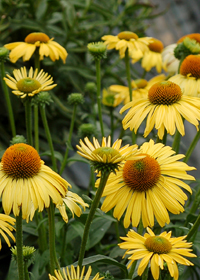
top-left (0, 30), bottom-right (200, 280)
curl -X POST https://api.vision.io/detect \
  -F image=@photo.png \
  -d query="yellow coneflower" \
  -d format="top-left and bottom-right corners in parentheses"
top-left (141, 38), bottom-right (164, 73)
top-left (102, 31), bottom-right (152, 60)
top-left (4, 66), bottom-right (57, 98)
top-left (4, 32), bottom-right (68, 63)
top-left (96, 139), bottom-right (195, 228)
top-left (120, 80), bottom-right (200, 139)
top-left (0, 143), bottom-right (71, 221)
top-left (119, 227), bottom-right (196, 280)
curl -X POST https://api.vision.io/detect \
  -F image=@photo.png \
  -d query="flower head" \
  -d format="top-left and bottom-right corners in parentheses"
top-left (76, 136), bottom-right (140, 173)
top-left (4, 67), bottom-right (57, 99)
top-left (119, 227), bottom-right (196, 280)
top-left (141, 38), bottom-right (164, 73)
top-left (169, 54), bottom-right (200, 97)
top-left (4, 32), bottom-right (68, 63)
top-left (162, 43), bottom-right (179, 75)
top-left (0, 214), bottom-right (15, 250)
top-left (102, 31), bottom-right (152, 60)
top-left (87, 42), bottom-right (107, 60)
top-left (120, 80), bottom-right (200, 139)
top-left (56, 191), bottom-right (89, 223)
top-left (0, 143), bottom-right (71, 221)
top-left (49, 265), bottom-right (104, 280)
top-left (0, 47), bottom-right (9, 62)
top-left (110, 74), bottom-right (166, 104)
top-left (102, 87), bottom-right (124, 107)
top-left (96, 139), bottom-right (195, 228)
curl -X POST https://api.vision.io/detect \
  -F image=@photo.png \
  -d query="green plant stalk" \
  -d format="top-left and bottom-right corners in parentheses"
top-left (128, 261), bottom-right (137, 279)
top-left (172, 130), bottom-right (181, 153)
top-left (109, 107), bottom-right (114, 144)
top-left (183, 128), bottom-right (200, 163)
top-left (16, 210), bottom-right (25, 280)
top-left (59, 104), bottom-right (77, 175)
top-left (40, 105), bottom-right (57, 172)
top-left (24, 261), bottom-right (30, 280)
top-left (34, 104), bottom-right (39, 152)
top-left (124, 49), bottom-right (132, 102)
top-left (47, 200), bottom-right (61, 275)
top-left (34, 49), bottom-right (40, 71)
top-left (0, 61), bottom-right (16, 137)
top-left (186, 212), bottom-right (200, 241)
top-left (95, 59), bottom-right (104, 137)
top-left (25, 98), bottom-right (33, 146)
top-left (78, 170), bottom-right (110, 267)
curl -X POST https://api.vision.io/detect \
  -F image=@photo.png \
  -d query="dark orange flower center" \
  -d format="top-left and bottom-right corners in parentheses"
top-left (148, 81), bottom-right (182, 105)
top-left (145, 236), bottom-right (172, 254)
top-left (118, 31), bottom-right (138, 41)
top-left (148, 39), bottom-right (164, 53)
top-left (177, 33), bottom-right (200, 44)
top-left (2, 143), bottom-right (41, 179)
top-left (92, 147), bottom-right (121, 160)
top-left (180, 55), bottom-right (200, 78)
top-left (132, 79), bottom-right (148, 89)
top-left (25, 32), bottom-right (50, 44)
top-left (16, 78), bottom-right (41, 93)
top-left (122, 154), bottom-right (160, 192)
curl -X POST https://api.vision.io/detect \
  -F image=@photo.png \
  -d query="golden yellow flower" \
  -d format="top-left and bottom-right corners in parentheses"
top-left (76, 136), bottom-right (142, 173)
top-left (4, 66), bottom-right (57, 99)
top-left (110, 74), bottom-right (166, 104)
top-left (56, 191), bottom-right (89, 223)
top-left (0, 143), bottom-right (71, 221)
top-left (0, 214), bottom-right (15, 250)
top-left (102, 31), bottom-right (152, 60)
top-left (119, 227), bottom-right (196, 280)
top-left (102, 87), bottom-right (124, 107)
top-left (96, 139), bottom-right (195, 228)
top-left (169, 54), bottom-right (200, 97)
top-left (49, 265), bottom-right (104, 280)
top-left (120, 80), bottom-right (200, 139)
top-left (4, 32), bottom-right (68, 63)
top-left (141, 38), bottom-right (164, 73)
top-left (162, 43), bottom-right (179, 75)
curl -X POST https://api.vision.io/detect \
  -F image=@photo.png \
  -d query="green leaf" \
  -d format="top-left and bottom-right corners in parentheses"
top-left (35, 0), bottom-right (48, 20)
top-left (72, 254), bottom-right (128, 278)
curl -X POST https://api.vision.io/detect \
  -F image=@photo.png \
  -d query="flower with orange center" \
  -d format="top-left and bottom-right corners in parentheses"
top-left (76, 136), bottom-right (142, 173)
top-left (109, 74), bottom-right (166, 104)
top-left (0, 143), bottom-right (71, 221)
top-left (102, 31), bottom-right (152, 60)
top-left (4, 32), bottom-right (68, 63)
top-left (96, 139), bottom-right (195, 228)
top-left (119, 227), bottom-right (196, 280)
top-left (169, 54), bottom-right (200, 97)
top-left (4, 66), bottom-right (57, 99)
top-left (120, 80), bottom-right (200, 139)
top-left (140, 38), bottom-right (164, 73)
top-left (49, 265), bottom-right (104, 280)
top-left (0, 214), bottom-right (16, 250)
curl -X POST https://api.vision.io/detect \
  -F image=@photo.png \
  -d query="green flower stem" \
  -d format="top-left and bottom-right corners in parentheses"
top-left (183, 129), bottom-right (200, 163)
top-left (172, 130), bottom-right (181, 153)
top-left (59, 104), bottom-right (77, 175)
top-left (109, 107), bottom-right (114, 144)
top-left (47, 200), bottom-right (60, 275)
top-left (0, 61), bottom-right (16, 137)
top-left (24, 262), bottom-right (30, 280)
top-left (34, 104), bottom-right (39, 152)
top-left (78, 170), bottom-right (110, 267)
top-left (16, 210), bottom-right (25, 280)
top-left (25, 98), bottom-right (33, 146)
top-left (128, 261), bottom-right (137, 279)
top-left (187, 212), bottom-right (200, 241)
top-left (124, 49), bottom-right (132, 102)
top-left (34, 49), bottom-right (40, 71)
top-left (141, 265), bottom-right (148, 280)
top-left (40, 105), bottom-right (57, 172)
top-left (95, 59), bottom-right (104, 137)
